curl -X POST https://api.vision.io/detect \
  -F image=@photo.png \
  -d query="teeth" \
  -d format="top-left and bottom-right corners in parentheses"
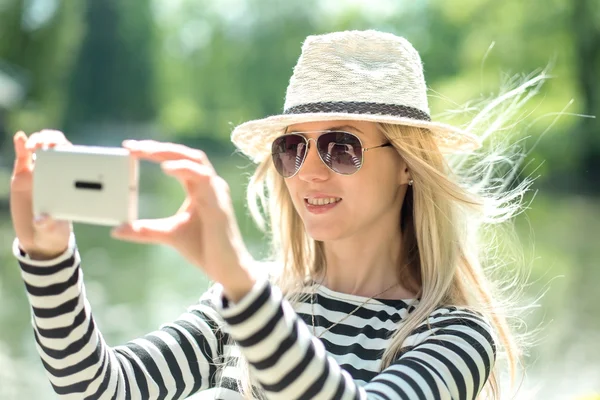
top-left (307, 197), bottom-right (341, 206)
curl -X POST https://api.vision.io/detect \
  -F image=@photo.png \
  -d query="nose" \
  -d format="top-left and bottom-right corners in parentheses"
top-left (297, 138), bottom-right (331, 182)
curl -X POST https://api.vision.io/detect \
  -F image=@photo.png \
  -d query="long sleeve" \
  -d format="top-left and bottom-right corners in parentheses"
top-left (215, 279), bottom-right (497, 400)
top-left (13, 235), bottom-right (227, 399)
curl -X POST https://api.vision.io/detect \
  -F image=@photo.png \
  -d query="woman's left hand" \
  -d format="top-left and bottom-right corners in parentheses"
top-left (111, 140), bottom-right (255, 299)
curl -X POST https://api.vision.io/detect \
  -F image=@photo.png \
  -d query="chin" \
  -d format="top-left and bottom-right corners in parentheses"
top-left (304, 224), bottom-right (345, 242)
top-left (307, 232), bottom-right (335, 242)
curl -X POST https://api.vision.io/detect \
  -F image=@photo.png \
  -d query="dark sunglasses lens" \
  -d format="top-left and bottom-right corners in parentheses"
top-left (272, 135), bottom-right (307, 177)
top-left (318, 131), bottom-right (363, 174)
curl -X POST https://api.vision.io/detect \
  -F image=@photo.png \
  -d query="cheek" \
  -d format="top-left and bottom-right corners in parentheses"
top-left (355, 167), bottom-right (401, 204)
top-left (284, 178), bottom-right (302, 209)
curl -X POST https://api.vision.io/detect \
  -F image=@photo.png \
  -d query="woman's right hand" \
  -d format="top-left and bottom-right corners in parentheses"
top-left (10, 130), bottom-right (73, 260)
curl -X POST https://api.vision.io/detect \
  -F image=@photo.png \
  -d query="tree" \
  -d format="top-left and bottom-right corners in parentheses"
top-left (64, 0), bottom-right (156, 133)
top-left (572, 0), bottom-right (600, 192)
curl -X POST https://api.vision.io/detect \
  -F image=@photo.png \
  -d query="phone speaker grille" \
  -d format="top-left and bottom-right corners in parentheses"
top-left (74, 181), bottom-right (103, 190)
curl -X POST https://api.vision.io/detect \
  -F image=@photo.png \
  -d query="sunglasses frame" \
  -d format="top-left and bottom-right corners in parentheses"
top-left (271, 130), bottom-right (393, 178)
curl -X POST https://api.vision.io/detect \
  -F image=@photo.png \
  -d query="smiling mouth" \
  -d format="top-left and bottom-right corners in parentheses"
top-left (305, 197), bottom-right (342, 206)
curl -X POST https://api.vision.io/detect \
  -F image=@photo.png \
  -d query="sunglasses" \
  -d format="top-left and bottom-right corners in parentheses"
top-left (271, 130), bottom-right (392, 178)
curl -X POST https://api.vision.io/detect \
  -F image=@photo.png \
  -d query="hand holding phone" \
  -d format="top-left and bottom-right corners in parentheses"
top-left (10, 130), bottom-right (73, 260)
top-left (10, 129), bottom-right (140, 261)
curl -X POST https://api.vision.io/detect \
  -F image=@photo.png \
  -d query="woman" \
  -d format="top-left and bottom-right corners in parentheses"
top-left (10, 30), bottom-right (534, 399)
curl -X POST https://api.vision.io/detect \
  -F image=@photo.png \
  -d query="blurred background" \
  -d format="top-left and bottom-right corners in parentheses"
top-left (0, 0), bottom-right (599, 398)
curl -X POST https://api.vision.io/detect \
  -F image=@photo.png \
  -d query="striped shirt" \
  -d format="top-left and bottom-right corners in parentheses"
top-left (13, 236), bottom-right (496, 399)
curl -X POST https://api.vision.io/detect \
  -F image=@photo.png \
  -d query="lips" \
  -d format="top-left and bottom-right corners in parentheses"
top-left (303, 193), bottom-right (343, 214)
top-left (304, 192), bottom-right (341, 201)
top-left (305, 197), bottom-right (342, 206)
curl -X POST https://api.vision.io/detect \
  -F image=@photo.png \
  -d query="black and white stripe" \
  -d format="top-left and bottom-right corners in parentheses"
top-left (14, 238), bottom-right (496, 399)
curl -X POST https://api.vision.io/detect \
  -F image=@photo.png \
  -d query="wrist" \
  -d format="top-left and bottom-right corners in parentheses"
top-left (21, 246), bottom-right (68, 261)
top-left (221, 267), bottom-right (257, 303)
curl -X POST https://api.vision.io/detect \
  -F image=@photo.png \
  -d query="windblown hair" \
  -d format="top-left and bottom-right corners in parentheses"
top-left (224, 73), bottom-right (549, 399)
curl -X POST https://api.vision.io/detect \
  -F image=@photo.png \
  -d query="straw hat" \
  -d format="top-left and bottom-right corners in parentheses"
top-left (231, 30), bottom-right (481, 163)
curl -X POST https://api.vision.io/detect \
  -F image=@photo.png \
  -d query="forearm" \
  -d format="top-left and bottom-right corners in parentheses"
top-left (216, 279), bottom-right (363, 399)
top-left (14, 235), bottom-right (226, 399)
top-left (14, 234), bottom-right (123, 397)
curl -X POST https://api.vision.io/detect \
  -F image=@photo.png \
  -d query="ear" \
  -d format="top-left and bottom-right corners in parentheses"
top-left (399, 164), bottom-right (412, 186)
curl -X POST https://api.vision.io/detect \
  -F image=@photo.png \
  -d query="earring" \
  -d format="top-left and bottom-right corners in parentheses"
top-left (408, 179), bottom-right (414, 186)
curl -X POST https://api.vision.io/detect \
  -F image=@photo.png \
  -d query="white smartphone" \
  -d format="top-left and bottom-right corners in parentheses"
top-left (33, 145), bottom-right (139, 226)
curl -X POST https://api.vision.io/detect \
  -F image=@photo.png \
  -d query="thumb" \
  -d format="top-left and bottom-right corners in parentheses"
top-left (12, 131), bottom-right (33, 176)
top-left (33, 214), bottom-right (70, 232)
top-left (29, 214), bottom-right (72, 256)
top-left (110, 217), bottom-right (182, 245)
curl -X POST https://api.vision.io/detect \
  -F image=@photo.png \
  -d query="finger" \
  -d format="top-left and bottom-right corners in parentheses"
top-left (110, 215), bottom-right (187, 245)
top-left (13, 131), bottom-right (32, 175)
top-left (161, 159), bottom-right (214, 183)
top-left (25, 130), bottom-right (69, 151)
top-left (26, 129), bottom-right (69, 150)
top-left (177, 196), bottom-right (193, 214)
top-left (162, 160), bottom-right (225, 210)
top-left (123, 140), bottom-right (214, 170)
top-left (32, 213), bottom-right (70, 233)
top-left (161, 160), bottom-right (214, 204)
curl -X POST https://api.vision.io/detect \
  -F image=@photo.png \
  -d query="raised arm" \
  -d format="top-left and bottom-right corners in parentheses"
top-left (14, 235), bottom-right (227, 399)
top-left (216, 278), bottom-right (496, 400)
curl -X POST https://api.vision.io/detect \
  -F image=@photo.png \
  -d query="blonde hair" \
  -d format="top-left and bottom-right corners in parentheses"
top-left (223, 73), bottom-right (548, 399)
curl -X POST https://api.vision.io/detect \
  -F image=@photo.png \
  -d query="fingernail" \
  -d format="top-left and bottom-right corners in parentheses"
top-left (123, 140), bottom-right (138, 148)
top-left (111, 224), bottom-right (128, 234)
top-left (33, 214), bottom-right (49, 226)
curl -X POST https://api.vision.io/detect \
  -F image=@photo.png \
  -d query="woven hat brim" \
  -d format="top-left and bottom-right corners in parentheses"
top-left (231, 112), bottom-right (482, 163)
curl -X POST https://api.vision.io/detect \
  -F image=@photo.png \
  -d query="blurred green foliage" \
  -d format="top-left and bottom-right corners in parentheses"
top-left (1, 0), bottom-right (598, 190)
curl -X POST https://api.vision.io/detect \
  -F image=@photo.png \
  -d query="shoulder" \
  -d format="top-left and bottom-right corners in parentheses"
top-left (426, 306), bottom-right (495, 334)
top-left (405, 306), bottom-right (498, 358)
top-left (393, 306), bottom-right (499, 397)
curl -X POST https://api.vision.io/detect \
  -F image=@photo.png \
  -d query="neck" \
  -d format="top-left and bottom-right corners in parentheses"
top-left (317, 223), bottom-right (415, 300)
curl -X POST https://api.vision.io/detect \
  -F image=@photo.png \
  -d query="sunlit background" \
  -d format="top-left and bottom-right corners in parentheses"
top-left (1, 0), bottom-right (599, 399)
